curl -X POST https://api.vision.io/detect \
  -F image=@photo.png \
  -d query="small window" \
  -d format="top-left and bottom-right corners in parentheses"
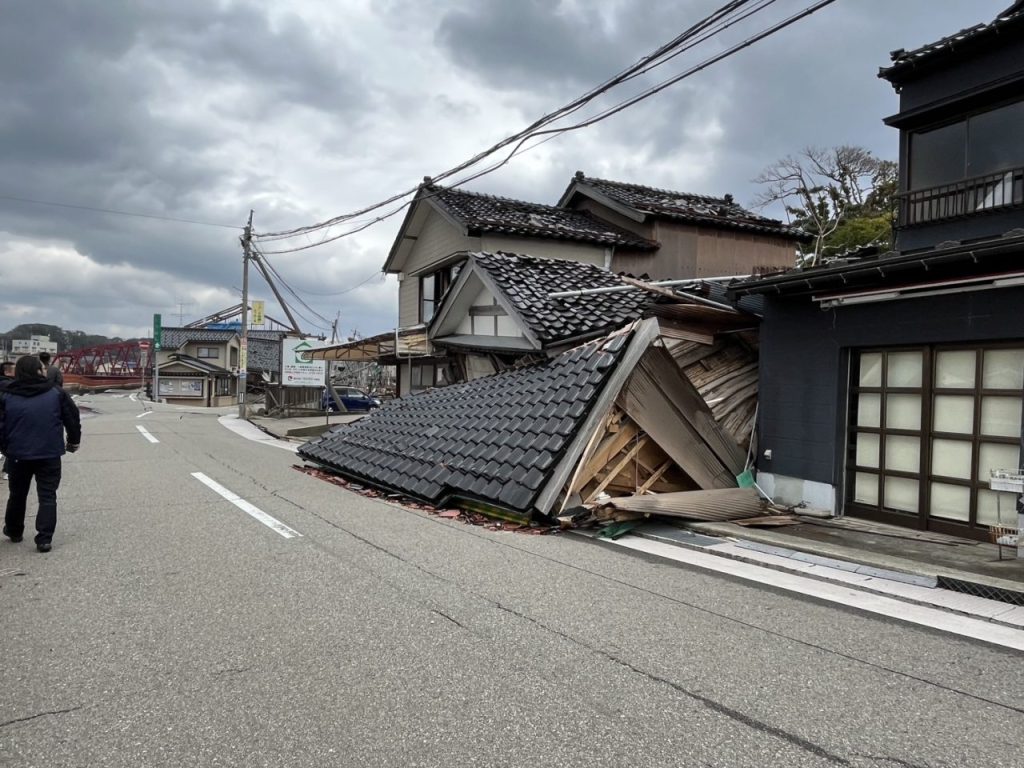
top-left (197, 347), bottom-right (219, 359)
top-left (230, 348), bottom-right (239, 367)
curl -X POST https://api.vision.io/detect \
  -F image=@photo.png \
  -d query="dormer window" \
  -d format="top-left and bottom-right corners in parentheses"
top-left (904, 98), bottom-right (1024, 225)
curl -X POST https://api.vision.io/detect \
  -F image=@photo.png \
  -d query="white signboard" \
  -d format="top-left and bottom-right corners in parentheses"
top-left (281, 337), bottom-right (326, 387)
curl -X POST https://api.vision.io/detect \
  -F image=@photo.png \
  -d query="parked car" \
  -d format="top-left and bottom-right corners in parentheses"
top-left (322, 386), bottom-right (382, 413)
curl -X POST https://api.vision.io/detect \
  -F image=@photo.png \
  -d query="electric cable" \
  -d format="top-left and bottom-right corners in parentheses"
top-left (254, 0), bottom-right (836, 254)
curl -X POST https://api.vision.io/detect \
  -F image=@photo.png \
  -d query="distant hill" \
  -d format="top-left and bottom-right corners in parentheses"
top-left (0, 323), bottom-right (136, 353)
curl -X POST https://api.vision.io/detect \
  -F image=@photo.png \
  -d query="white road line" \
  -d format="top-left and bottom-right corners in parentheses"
top-left (611, 535), bottom-right (1024, 652)
top-left (135, 425), bottom-right (159, 443)
top-left (129, 393), bottom-right (138, 401)
top-left (136, 410), bottom-right (153, 419)
top-left (191, 472), bottom-right (302, 539)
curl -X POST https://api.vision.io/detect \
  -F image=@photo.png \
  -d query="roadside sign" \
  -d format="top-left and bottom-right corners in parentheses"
top-left (153, 313), bottom-right (162, 350)
top-left (139, 340), bottom-right (151, 350)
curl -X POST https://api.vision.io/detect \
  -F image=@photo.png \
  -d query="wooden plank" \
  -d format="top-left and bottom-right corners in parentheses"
top-left (638, 459), bottom-right (673, 494)
top-left (618, 376), bottom-right (735, 490)
top-left (637, 347), bottom-right (747, 475)
top-left (585, 436), bottom-right (650, 502)
top-left (571, 420), bottom-right (640, 493)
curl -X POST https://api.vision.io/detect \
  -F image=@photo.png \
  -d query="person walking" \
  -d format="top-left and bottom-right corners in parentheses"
top-left (38, 351), bottom-right (63, 387)
top-left (0, 360), bottom-right (12, 481)
top-left (0, 355), bottom-right (81, 552)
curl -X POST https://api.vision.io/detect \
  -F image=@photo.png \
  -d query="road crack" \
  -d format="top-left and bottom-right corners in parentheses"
top-left (0, 706), bottom-right (82, 729)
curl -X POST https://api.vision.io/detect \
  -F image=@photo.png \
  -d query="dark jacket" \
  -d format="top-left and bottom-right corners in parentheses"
top-left (0, 378), bottom-right (81, 460)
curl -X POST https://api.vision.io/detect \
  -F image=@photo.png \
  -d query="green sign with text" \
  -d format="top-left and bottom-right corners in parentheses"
top-left (153, 313), bottom-right (162, 350)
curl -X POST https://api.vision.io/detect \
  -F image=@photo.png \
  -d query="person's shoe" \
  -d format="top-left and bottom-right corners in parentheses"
top-left (36, 542), bottom-right (52, 553)
top-left (2, 526), bottom-right (22, 543)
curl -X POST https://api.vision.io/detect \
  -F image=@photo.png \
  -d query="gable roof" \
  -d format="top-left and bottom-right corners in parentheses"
top-left (559, 173), bottom-right (810, 242)
top-left (429, 185), bottom-right (658, 249)
top-left (431, 251), bottom-right (658, 348)
top-left (160, 328), bottom-right (290, 373)
top-left (299, 322), bottom-right (659, 515)
top-left (384, 182), bottom-right (658, 273)
top-left (159, 353), bottom-right (232, 375)
top-left (879, 2), bottom-right (1024, 83)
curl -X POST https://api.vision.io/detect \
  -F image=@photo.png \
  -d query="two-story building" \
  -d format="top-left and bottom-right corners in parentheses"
top-left (729, 2), bottom-right (1024, 541)
top-left (155, 328), bottom-right (289, 406)
top-left (331, 174), bottom-right (805, 395)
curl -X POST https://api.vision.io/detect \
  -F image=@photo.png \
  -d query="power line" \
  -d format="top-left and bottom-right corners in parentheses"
top-left (253, 0), bottom-right (837, 255)
top-left (253, 0), bottom-right (766, 244)
top-left (0, 193), bottom-right (243, 230)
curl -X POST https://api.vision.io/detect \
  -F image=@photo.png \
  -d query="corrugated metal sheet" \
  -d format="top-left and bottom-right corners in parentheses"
top-left (604, 488), bottom-right (763, 521)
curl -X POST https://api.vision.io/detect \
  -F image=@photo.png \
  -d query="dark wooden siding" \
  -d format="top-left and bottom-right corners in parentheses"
top-left (757, 285), bottom-right (1024, 486)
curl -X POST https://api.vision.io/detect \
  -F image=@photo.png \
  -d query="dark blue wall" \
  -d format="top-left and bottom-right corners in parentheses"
top-left (757, 285), bottom-right (1024, 485)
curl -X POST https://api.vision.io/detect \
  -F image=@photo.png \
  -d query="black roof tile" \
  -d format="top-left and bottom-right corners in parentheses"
top-left (430, 185), bottom-right (657, 250)
top-left (467, 252), bottom-right (657, 346)
top-left (569, 174), bottom-right (808, 241)
top-left (298, 329), bottom-right (636, 512)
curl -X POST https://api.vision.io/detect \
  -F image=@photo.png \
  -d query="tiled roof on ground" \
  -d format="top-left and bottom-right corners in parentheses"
top-left (428, 185), bottom-right (658, 250)
top-left (298, 330), bottom-right (634, 514)
top-left (467, 252), bottom-right (657, 345)
top-left (567, 174), bottom-right (809, 241)
top-left (879, 2), bottom-right (1024, 81)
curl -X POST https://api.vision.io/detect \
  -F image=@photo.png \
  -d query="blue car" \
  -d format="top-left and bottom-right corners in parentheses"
top-left (322, 386), bottom-right (382, 413)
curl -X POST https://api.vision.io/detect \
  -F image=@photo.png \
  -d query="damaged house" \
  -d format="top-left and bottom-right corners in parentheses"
top-left (300, 255), bottom-right (765, 525)
top-left (309, 173), bottom-right (806, 395)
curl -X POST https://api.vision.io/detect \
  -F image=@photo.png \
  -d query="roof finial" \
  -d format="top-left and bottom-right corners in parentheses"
top-left (574, 170), bottom-right (585, 180)
top-left (723, 193), bottom-right (734, 204)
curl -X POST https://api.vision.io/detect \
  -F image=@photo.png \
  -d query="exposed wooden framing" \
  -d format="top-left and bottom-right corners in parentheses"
top-left (638, 459), bottom-right (673, 494)
top-left (637, 347), bottom-right (747, 475)
top-left (585, 436), bottom-right (650, 503)
top-left (570, 418), bottom-right (639, 493)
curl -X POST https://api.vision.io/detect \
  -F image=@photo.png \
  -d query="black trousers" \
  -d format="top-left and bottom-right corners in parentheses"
top-left (4, 457), bottom-right (62, 545)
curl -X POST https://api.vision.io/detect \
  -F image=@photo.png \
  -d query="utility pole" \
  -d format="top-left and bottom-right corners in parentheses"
top-left (238, 210), bottom-right (253, 419)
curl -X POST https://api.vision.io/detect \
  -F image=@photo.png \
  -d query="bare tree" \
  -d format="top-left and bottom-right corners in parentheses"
top-left (753, 146), bottom-right (889, 266)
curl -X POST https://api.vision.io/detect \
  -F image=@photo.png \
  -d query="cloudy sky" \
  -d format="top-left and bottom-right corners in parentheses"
top-left (0, 0), bottom-right (1008, 343)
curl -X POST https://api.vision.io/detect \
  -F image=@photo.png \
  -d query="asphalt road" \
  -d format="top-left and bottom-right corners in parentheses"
top-left (1, 393), bottom-right (1022, 767)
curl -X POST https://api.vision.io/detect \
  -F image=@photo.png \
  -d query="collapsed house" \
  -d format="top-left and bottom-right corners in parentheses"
top-left (299, 313), bottom-right (764, 525)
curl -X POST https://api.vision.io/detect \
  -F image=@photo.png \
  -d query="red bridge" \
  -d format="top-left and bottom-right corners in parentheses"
top-left (53, 341), bottom-right (149, 392)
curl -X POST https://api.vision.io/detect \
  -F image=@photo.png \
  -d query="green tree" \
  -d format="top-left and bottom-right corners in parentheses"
top-left (753, 146), bottom-right (897, 266)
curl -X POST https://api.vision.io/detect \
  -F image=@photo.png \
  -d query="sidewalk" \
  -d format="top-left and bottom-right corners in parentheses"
top-left (616, 515), bottom-right (1024, 629)
top-left (249, 413), bottom-right (365, 440)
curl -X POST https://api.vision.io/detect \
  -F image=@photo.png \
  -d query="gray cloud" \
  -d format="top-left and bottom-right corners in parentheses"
top-left (0, 0), bottom-right (1011, 341)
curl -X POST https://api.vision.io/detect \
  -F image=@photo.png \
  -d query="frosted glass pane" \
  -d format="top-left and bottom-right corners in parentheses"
top-left (930, 483), bottom-right (970, 522)
top-left (930, 438), bottom-right (973, 480)
top-left (935, 350), bottom-right (975, 389)
top-left (981, 397), bottom-right (1022, 437)
top-left (856, 433), bottom-right (879, 468)
top-left (854, 473), bottom-right (879, 505)
top-left (978, 489), bottom-right (1019, 527)
top-left (887, 351), bottom-right (923, 387)
top-left (982, 348), bottom-right (1024, 389)
top-left (978, 442), bottom-right (1021, 480)
top-left (859, 352), bottom-right (882, 386)
top-left (884, 477), bottom-right (918, 512)
top-left (886, 394), bottom-right (921, 430)
top-left (933, 395), bottom-right (974, 433)
top-left (885, 435), bottom-right (921, 472)
top-left (857, 394), bottom-right (881, 428)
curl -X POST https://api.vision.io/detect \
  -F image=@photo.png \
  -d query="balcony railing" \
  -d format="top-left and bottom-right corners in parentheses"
top-left (898, 166), bottom-right (1024, 227)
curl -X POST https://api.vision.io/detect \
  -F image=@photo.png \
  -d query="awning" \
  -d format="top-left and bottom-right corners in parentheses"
top-left (304, 327), bottom-right (431, 363)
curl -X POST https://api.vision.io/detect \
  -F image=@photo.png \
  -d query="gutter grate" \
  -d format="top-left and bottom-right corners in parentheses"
top-left (937, 576), bottom-right (1024, 606)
